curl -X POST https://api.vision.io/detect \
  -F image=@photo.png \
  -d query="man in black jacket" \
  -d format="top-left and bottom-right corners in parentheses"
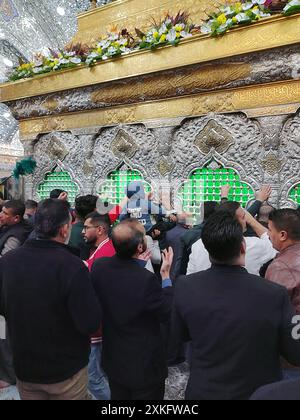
top-left (91, 219), bottom-right (174, 400)
top-left (0, 199), bottom-right (101, 400)
top-left (0, 200), bottom-right (33, 257)
top-left (172, 210), bottom-right (300, 400)
top-left (0, 200), bottom-right (33, 388)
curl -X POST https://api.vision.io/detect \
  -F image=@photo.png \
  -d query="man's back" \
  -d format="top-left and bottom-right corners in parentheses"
top-left (165, 224), bottom-right (188, 280)
top-left (173, 264), bottom-right (300, 400)
top-left (91, 255), bottom-right (172, 389)
top-left (0, 239), bottom-right (101, 385)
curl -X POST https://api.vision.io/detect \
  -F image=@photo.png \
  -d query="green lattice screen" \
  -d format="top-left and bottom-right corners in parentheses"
top-left (98, 169), bottom-right (151, 205)
top-left (178, 167), bottom-right (255, 217)
top-left (37, 171), bottom-right (79, 205)
top-left (289, 184), bottom-right (300, 205)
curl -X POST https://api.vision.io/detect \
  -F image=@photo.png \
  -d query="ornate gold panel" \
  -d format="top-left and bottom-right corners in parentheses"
top-left (19, 79), bottom-right (300, 139)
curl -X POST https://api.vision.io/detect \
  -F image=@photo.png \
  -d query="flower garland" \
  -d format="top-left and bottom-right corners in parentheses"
top-left (86, 29), bottom-right (135, 66)
top-left (283, 0), bottom-right (300, 15)
top-left (201, 1), bottom-right (272, 37)
top-left (136, 12), bottom-right (198, 50)
top-left (7, 4), bottom-right (300, 82)
top-left (9, 43), bottom-right (89, 81)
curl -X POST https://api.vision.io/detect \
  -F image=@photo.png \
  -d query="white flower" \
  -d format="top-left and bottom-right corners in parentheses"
top-left (102, 55), bottom-right (108, 60)
top-left (166, 28), bottom-right (177, 42)
top-left (159, 23), bottom-right (168, 35)
top-left (33, 67), bottom-right (42, 74)
top-left (119, 38), bottom-right (128, 46)
top-left (235, 12), bottom-right (251, 22)
top-left (223, 6), bottom-right (233, 15)
top-left (70, 57), bottom-right (81, 64)
top-left (109, 33), bottom-right (119, 41)
top-left (218, 24), bottom-right (229, 32)
top-left (89, 52), bottom-right (98, 59)
top-left (165, 18), bottom-right (172, 25)
top-left (253, 0), bottom-right (265, 5)
top-left (99, 40), bottom-right (110, 49)
top-left (107, 46), bottom-right (117, 56)
top-left (59, 58), bottom-right (70, 65)
top-left (180, 31), bottom-right (192, 38)
top-left (243, 2), bottom-right (254, 10)
top-left (201, 23), bottom-right (212, 34)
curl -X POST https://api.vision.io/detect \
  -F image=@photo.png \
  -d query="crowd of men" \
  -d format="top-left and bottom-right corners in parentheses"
top-left (0, 181), bottom-right (300, 400)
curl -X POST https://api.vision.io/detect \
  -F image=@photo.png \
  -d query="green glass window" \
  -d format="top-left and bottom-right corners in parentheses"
top-left (37, 171), bottom-right (79, 205)
top-left (289, 184), bottom-right (300, 205)
top-left (178, 167), bottom-right (255, 218)
top-left (98, 169), bottom-right (150, 205)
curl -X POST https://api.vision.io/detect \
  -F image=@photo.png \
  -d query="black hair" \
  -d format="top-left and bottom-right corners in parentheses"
top-left (204, 201), bottom-right (220, 221)
top-left (269, 209), bottom-right (300, 241)
top-left (75, 195), bottom-right (98, 220)
top-left (219, 201), bottom-right (240, 217)
top-left (4, 200), bottom-right (25, 218)
top-left (25, 200), bottom-right (38, 210)
top-left (50, 189), bottom-right (66, 199)
top-left (202, 210), bottom-right (244, 264)
top-left (35, 199), bottom-right (71, 239)
top-left (85, 211), bottom-right (111, 234)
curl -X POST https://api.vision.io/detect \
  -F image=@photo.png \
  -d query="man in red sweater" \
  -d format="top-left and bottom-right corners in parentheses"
top-left (83, 212), bottom-right (115, 400)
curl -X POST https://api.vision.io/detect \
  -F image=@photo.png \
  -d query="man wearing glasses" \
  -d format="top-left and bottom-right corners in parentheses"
top-left (82, 212), bottom-right (115, 401)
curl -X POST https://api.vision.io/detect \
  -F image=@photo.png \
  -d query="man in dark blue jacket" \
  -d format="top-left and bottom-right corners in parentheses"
top-left (91, 219), bottom-right (173, 400)
top-left (172, 210), bottom-right (300, 400)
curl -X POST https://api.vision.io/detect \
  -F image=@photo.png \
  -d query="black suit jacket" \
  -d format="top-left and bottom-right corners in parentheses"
top-left (172, 264), bottom-right (300, 400)
top-left (91, 255), bottom-right (173, 389)
top-left (250, 378), bottom-right (300, 400)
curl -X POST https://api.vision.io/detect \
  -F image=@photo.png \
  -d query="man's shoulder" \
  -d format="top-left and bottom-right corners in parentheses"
top-left (177, 268), bottom-right (286, 296)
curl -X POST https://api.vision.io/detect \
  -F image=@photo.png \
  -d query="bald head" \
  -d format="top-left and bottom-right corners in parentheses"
top-left (258, 204), bottom-right (275, 223)
top-left (112, 219), bottom-right (147, 259)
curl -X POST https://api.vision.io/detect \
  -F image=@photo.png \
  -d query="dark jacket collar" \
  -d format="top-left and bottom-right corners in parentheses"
top-left (24, 239), bottom-right (80, 257)
top-left (210, 263), bottom-right (248, 273)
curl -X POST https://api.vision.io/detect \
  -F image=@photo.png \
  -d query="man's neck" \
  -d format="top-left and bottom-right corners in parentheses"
top-left (280, 240), bottom-right (300, 252)
top-left (51, 237), bottom-right (65, 244)
top-left (95, 235), bottom-right (109, 248)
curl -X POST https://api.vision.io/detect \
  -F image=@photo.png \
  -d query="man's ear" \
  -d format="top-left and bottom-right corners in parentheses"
top-left (137, 243), bottom-right (144, 255)
top-left (59, 223), bottom-right (69, 239)
top-left (241, 239), bottom-right (246, 256)
top-left (280, 230), bottom-right (288, 242)
top-left (14, 215), bottom-right (21, 224)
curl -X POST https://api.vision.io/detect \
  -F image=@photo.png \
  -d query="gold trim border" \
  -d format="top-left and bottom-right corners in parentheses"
top-left (19, 79), bottom-right (300, 139)
top-left (1, 14), bottom-right (300, 102)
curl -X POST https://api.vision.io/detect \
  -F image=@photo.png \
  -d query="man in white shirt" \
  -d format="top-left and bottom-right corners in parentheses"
top-left (188, 202), bottom-right (276, 276)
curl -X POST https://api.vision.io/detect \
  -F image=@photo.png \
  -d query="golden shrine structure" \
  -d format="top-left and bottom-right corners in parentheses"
top-left (0, 0), bottom-right (300, 212)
